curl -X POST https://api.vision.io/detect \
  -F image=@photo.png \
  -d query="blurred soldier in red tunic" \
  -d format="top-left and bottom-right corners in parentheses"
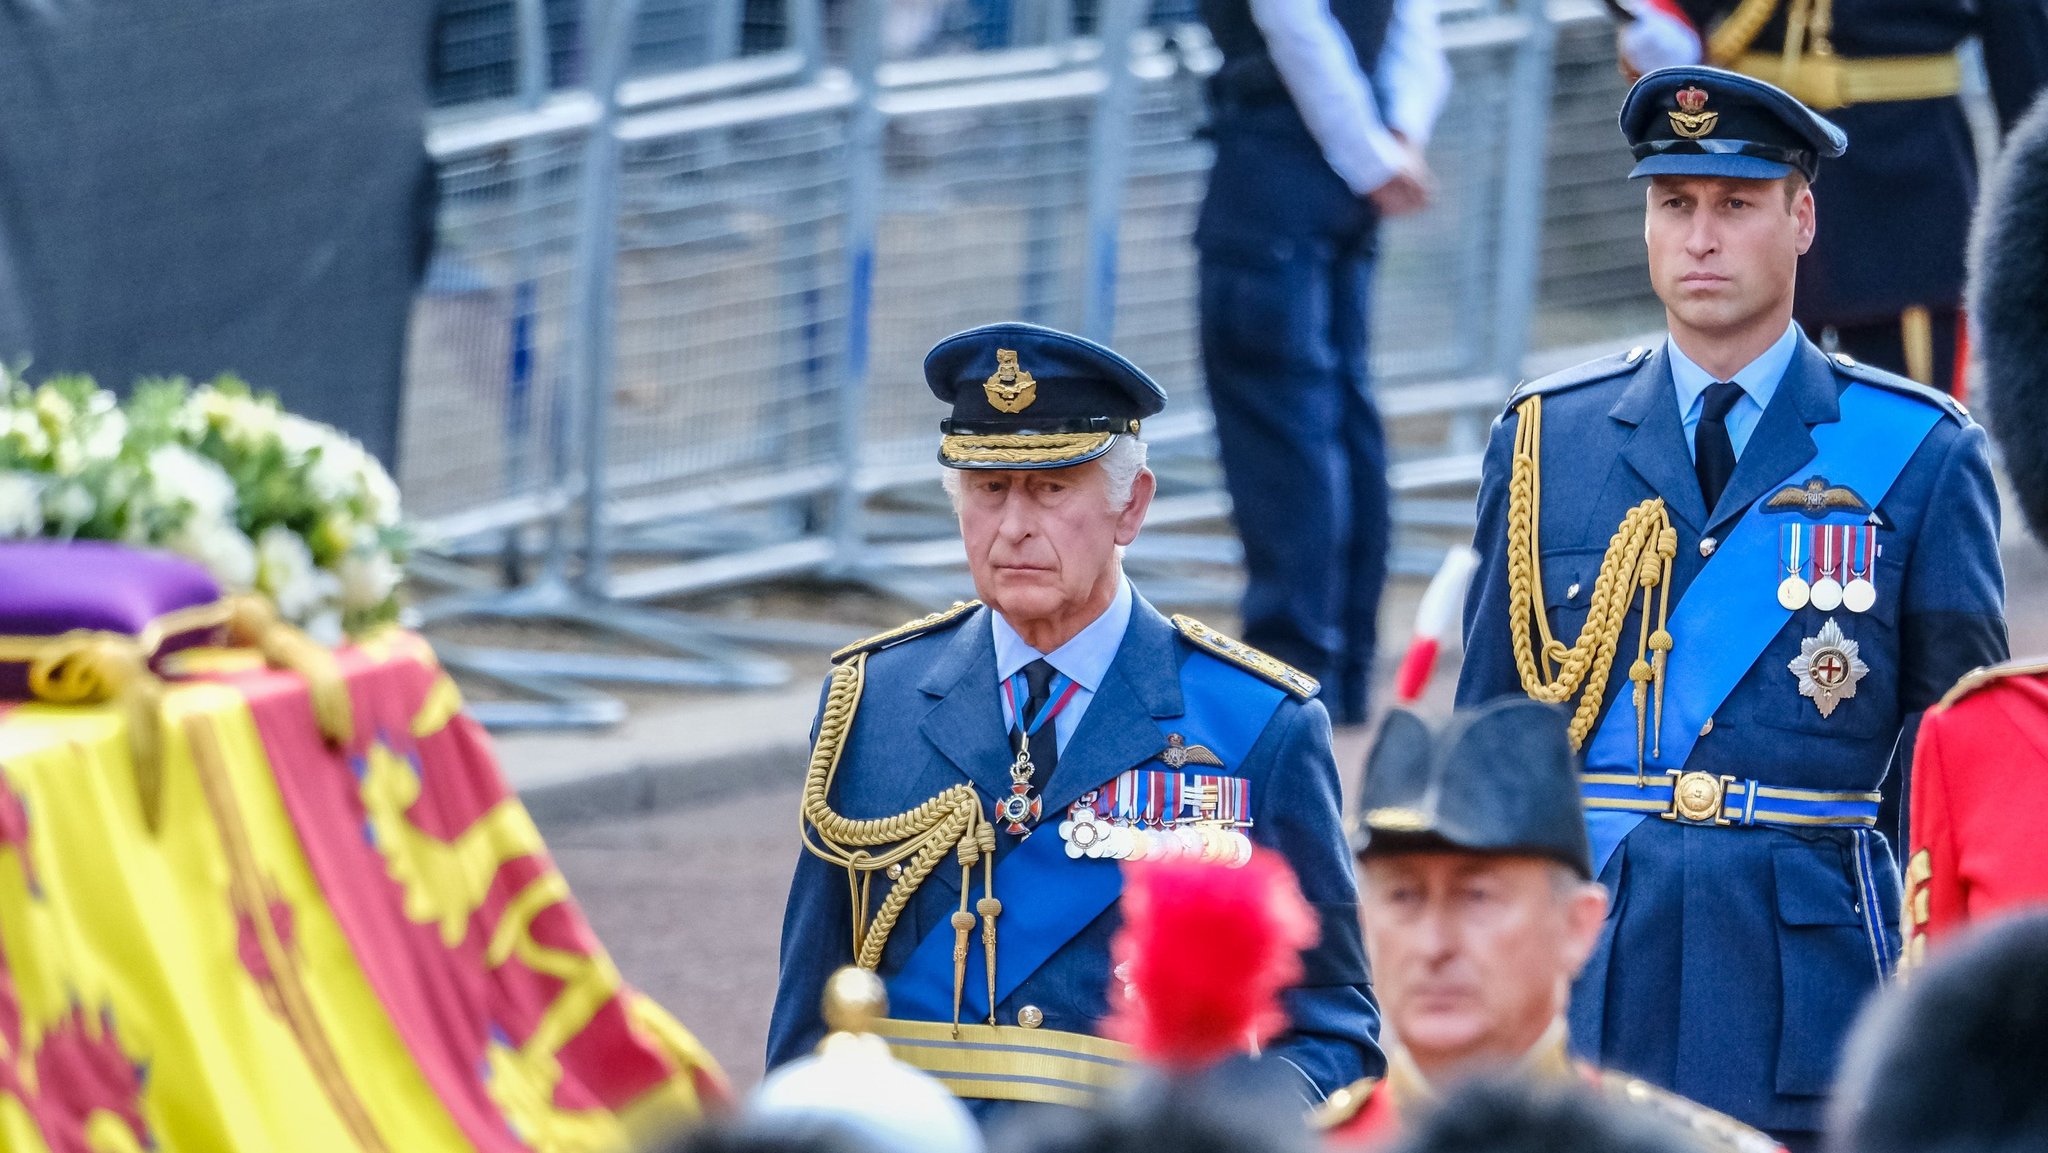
top-left (1904, 97), bottom-right (2048, 962)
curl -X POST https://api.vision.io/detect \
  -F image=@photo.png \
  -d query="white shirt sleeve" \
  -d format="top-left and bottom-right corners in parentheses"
top-left (1377, 0), bottom-right (1451, 146)
top-left (1616, 0), bottom-right (1703, 74)
top-left (1246, 0), bottom-right (1449, 197)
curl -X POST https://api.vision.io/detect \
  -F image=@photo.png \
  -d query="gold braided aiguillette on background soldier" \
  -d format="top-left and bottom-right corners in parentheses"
top-left (798, 652), bottom-right (1001, 1035)
top-left (1505, 394), bottom-right (1678, 775)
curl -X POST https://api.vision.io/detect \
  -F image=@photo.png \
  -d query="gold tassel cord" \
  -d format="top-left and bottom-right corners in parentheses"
top-left (1505, 395), bottom-right (1677, 773)
top-left (1706, 0), bottom-right (1784, 65)
top-left (226, 595), bottom-right (354, 745)
top-left (799, 654), bottom-right (997, 1034)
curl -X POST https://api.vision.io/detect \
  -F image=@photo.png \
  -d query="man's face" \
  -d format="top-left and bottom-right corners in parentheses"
top-left (1645, 174), bottom-right (1814, 337)
top-left (1359, 853), bottom-right (1607, 1078)
top-left (954, 459), bottom-right (1152, 630)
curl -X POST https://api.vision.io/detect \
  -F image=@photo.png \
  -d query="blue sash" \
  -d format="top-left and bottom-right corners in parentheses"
top-left (888, 650), bottom-right (1284, 1022)
top-left (1582, 383), bottom-right (1942, 877)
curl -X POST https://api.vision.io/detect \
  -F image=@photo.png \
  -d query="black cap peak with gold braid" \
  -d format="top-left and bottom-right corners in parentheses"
top-left (925, 322), bottom-right (1166, 469)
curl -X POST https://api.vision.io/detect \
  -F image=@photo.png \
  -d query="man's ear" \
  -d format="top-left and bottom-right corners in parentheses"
top-left (1794, 181), bottom-right (1817, 255)
top-left (1114, 468), bottom-right (1156, 546)
top-left (1561, 880), bottom-right (1610, 980)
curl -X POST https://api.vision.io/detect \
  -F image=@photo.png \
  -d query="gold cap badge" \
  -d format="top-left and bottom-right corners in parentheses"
top-left (983, 348), bottom-right (1037, 414)
top-left (1669, 85), bottom-right (1718, 140)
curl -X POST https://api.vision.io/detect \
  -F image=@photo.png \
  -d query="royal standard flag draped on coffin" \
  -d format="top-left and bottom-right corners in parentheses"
top-left (0, 631), bottom-right (723, 1152)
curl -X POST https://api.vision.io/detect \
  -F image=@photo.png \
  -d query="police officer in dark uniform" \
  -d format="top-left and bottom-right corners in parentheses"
top-left (1608, 0), bottom-right (2048, 393)
top-left (1456, 68), bottom-right (2007, 1149)
top-left (767, 323), bottom-right (1380, 1114)
top-left (1194, 0), bottom-right (1448, 723)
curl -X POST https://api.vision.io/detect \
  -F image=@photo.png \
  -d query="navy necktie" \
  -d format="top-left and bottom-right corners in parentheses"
top-left (1695, 380), bottom-right (1744, 513)
top-left (1015, 658), bottom-right (1059, 775)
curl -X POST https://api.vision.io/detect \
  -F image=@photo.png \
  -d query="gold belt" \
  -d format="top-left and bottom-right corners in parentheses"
top-left (1730, 51), bottom-right (1962, 110)
top-left (871, 1017), bottom-right (1134, 1107)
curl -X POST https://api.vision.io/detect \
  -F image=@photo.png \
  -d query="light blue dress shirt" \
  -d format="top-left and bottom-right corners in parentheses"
top-left (991, 575), bottom-right (1134, 754)
top-left (1667, 320), bottom-right (1801, 461)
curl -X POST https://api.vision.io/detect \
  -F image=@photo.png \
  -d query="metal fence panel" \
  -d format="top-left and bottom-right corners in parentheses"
top-left (858, 79), bottom-right (1102, 471)
top-left (403, 124), bottom-right (588, 537)
top-left (606, 91), bottom-right (854, 513)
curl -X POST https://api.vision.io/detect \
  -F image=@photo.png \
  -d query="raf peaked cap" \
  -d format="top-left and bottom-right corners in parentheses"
top-left (1352, 697), bottom-right (1593, 878)
top-left (1620, 65), bottom-right (1847, 182)
top-left (924, 322), bottom-right (1167, 470)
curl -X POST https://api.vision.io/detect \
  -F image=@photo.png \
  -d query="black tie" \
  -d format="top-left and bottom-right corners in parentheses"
top-left (1015, 658), bottom-right (1059, 776)
top-left (1695, 381), bottom-right (1744, 513)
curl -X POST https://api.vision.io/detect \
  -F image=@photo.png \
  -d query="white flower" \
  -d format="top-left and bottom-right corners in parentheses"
top-left (1, 409), bottom-right (48, 458)
top-left (276, 413), bottom-right (328, 467)
top-left (42, 481), bottom-right (94, 528)
top-left (146, 444), bottom-right (238, 524)
top-left (361, 460), bottom-right (402, 528)
top-left (82, 405), bottom-right (126, 462)
top-left (168, 519), bottom-right (259, 591)
top-left (338, 547), bottom-right (401, 613)
top-left (254, 525), bottom-right (341, 625)
top-left (0, 472), bottom-right (43, 537)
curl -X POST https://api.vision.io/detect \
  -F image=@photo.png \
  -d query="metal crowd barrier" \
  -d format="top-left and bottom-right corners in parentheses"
top-left (402, 0), bottom-right (1655, 727)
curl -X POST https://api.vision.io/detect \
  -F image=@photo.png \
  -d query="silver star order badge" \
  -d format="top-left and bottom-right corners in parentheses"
top-left (1789, 617), bottom-right (1869, 718)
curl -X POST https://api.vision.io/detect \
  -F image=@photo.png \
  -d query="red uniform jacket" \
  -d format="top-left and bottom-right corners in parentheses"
top-left (1906, 659), bottom-right (2048, 962)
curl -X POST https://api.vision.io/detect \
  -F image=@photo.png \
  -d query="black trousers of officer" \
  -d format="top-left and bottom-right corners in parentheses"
top-left (1196, 102), bottom-right (1389, 724)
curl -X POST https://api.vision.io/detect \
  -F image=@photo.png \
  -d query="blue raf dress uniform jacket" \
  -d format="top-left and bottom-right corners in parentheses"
top-left (767, 593), bottom-right (1382, 1105)
top-left (1456, 334), bottom-right (2006, 1134)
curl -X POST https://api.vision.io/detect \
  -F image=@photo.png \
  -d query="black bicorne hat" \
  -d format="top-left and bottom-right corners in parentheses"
top-left (1351, 697), bottom-right (1593, 879)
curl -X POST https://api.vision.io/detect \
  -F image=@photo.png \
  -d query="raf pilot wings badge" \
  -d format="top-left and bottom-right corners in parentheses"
top-left (1764, 475), bottom-right (1870, 519)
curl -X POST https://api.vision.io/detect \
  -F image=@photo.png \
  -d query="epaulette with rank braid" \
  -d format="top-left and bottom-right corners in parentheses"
top-left (1502, 345), bottom-right (1653, 412)
top-left (830, 601), bottom-right (981, 664)
top-left (1593, 1071), bottom-right (1780, 1153)
top-left (1933, 656), bottom-right (2048, 712)
top-left (1170, 615), bottom-right (1319, 699)
top-left (1827, 352), bottom-right (1971, 425)
top-left (1310, 1076), bottom-right (1379, 1131)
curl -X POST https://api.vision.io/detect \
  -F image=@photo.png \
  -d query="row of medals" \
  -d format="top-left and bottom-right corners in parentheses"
top-left (1056, 790), bottom-right (1254, 866)
top-left (1779, 523), bottom-right (1879, 613)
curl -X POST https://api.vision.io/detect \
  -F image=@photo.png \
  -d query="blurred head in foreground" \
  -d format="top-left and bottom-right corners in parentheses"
top-left (1827, 911), bottom-right (2048, 1153)
top-left (739, 967), bottom-right (982, 1153)
top-left (1386, 1078), bottom-right (1712, 1153)
top-left (1351, 699), bottom-right (1606, 1087)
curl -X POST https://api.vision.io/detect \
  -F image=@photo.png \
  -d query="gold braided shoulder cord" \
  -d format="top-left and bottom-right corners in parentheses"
top-left (1505, 395), bottom-right (1677, 777)
top-left (1706, 0), bottom-right (1784, 64)
top-left (799, 653), bottom-right (999, 1034)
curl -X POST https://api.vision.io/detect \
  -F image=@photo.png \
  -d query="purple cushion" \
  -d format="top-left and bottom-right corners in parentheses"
top-left (0, 542), bottom-right (224, 699)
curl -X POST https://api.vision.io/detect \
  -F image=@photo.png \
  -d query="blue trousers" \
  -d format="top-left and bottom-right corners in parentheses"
top-left (1196, 112), bottom-right (1390, 722)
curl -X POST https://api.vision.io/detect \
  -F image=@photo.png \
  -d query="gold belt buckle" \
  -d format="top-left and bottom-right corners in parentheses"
top-left (1663, 770), bottom-right (1734, 825)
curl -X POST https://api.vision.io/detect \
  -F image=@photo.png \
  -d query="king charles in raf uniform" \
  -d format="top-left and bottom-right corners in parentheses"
top-left (766, 323), bottom-right (1381, 1114)
top-left (1456, 69), bottom-right (2006, 1150)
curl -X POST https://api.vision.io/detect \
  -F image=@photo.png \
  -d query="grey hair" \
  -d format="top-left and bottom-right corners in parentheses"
top-left (941, 436), bottom-right (1150, 513)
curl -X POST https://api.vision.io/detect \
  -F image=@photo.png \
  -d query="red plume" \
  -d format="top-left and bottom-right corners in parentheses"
top-left (1105, 849), bottom-right (1319, 1070)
